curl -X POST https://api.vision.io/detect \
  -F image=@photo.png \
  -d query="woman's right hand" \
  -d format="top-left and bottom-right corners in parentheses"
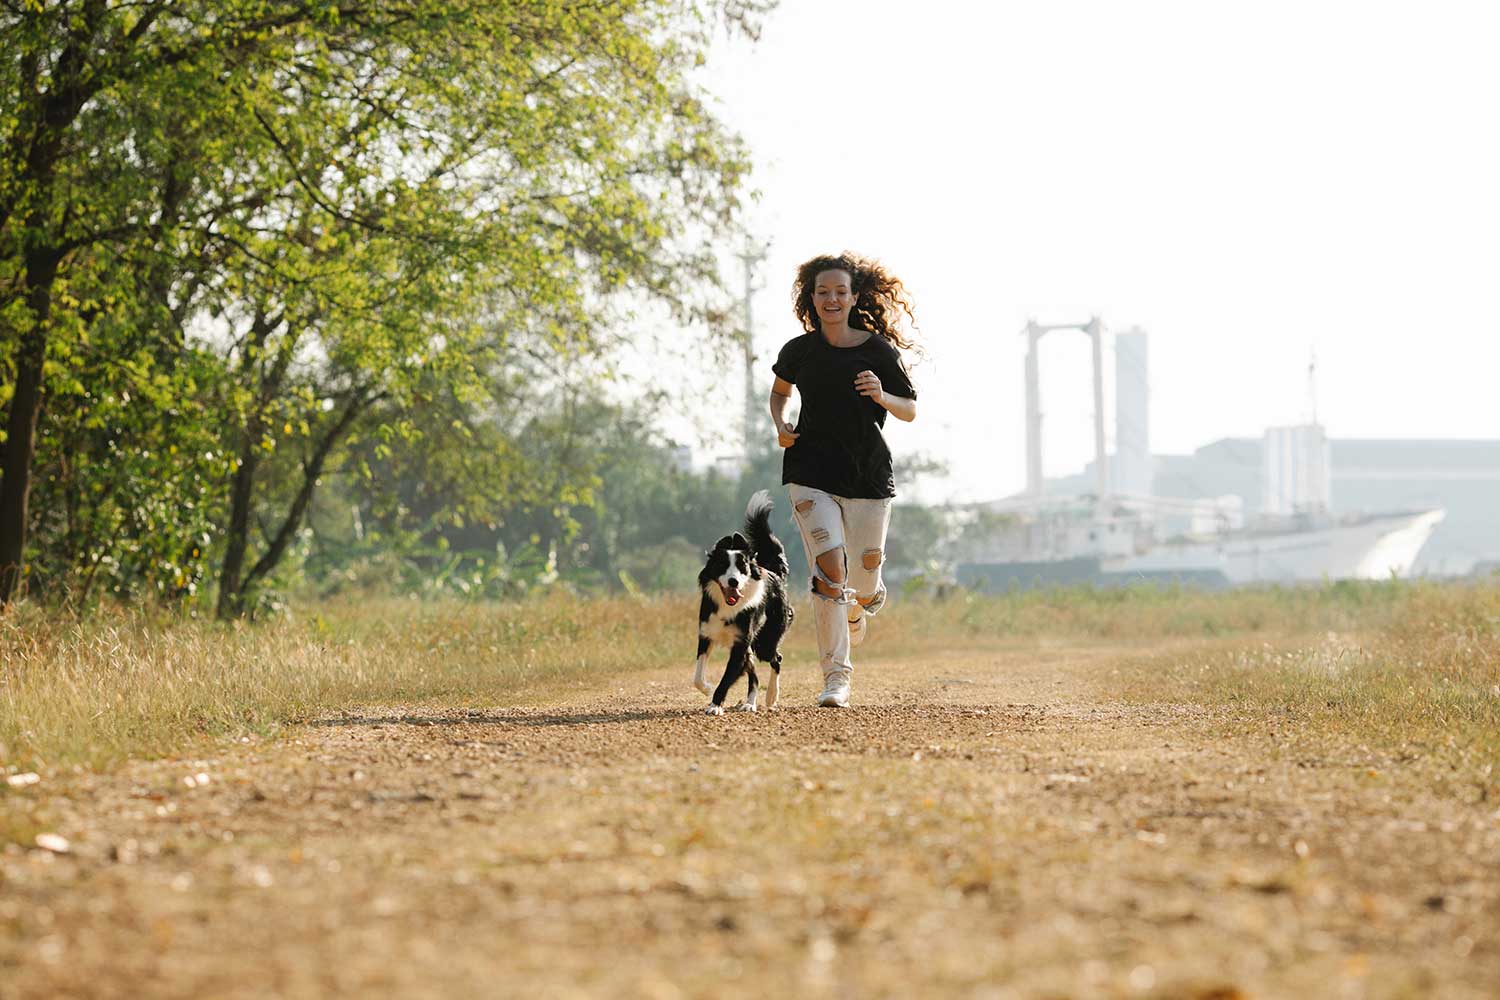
top-left (776, 422), bottom-right (800, 448)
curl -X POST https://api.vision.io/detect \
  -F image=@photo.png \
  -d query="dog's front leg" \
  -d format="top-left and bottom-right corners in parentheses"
top-left (707, 642), bottom-right (749, 715)
top-left (763, 659), bottom-right (781, 710)
top-left (736, 665), bottom-right (759, 712)
top-left (691, 635), bottom-right (713, 695)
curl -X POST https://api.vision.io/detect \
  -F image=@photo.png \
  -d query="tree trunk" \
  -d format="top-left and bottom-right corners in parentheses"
top-left (0, 5), bottom-right (109, 603)
top-left (239, 392), bottom-right (370, 601)
top-left (214, 312), bottom-right (294, 619)
top-left (215, 441), bottom-right (260, 620)
top-left (0, 248), bottom-right (61, 603)
top-left (215, 389), bottom-right (372, 620)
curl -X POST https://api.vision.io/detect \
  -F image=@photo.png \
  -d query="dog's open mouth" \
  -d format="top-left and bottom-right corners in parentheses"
top-left (721, 584), bottom-right (742, 606)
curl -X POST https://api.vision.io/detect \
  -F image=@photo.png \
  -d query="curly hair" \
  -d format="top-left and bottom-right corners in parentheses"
top-left (792, 252), bottom-right (921, 354)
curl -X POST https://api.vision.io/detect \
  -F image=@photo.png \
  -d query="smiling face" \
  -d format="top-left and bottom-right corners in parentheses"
top-left (811, 268), bottom-right (855, 329)
top-left (699, 533), bottom-right (760, 607)
top-left (716, 549), bottom-right (751, 606)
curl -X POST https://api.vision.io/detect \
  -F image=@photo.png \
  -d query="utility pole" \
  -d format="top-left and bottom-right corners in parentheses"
top-left (1307, 348), bottom-right (1319, 427)
top-left (1086, 315), bottom-right (1108, 499)
top-left (737, 241), bottom-right (768, 460)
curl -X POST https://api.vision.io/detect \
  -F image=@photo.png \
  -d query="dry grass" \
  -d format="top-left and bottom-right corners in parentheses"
top-left (888, 577), bottom-right (1427, 644)
top-left (0, 594), bottom-right (685, 773)
top-left (3, 581), bottom-right (1496, 775)
top-left (4, 582), bottom-right (1498, 998)
top-left (1107, 583), bottom-right (1500, 759)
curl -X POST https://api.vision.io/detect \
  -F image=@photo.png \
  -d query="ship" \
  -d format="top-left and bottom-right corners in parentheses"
top-left (958, 494), bottom-right (1446, 590)
top-left (956, 320), bottom-right (1446, 591)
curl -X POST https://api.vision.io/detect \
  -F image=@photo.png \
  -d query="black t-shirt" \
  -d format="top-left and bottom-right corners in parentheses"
top-left (772, 331), bottom-right (916, 499)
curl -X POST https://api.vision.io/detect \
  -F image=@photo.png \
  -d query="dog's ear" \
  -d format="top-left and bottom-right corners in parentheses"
top-left (730, 532), bottom-right (749, 551)
top-left (709, 535), bottom-right (732, 553)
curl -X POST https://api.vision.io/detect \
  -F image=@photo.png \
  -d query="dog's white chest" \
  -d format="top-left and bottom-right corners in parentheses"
top-left (700, 614), bottom-right (741, 645)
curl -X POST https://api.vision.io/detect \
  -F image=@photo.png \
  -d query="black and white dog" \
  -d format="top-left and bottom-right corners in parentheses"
top-left (692, 490), bottom-right (794, 715)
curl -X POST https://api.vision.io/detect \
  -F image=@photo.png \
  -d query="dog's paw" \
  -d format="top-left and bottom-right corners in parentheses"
top-left (734, 702), bottom-right (757, 713)
top-left (703, 704), bottom-right (724, 716)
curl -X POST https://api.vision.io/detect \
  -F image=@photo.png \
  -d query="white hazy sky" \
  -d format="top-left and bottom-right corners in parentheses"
top-left (671, 0), bottom-right (1500, 503)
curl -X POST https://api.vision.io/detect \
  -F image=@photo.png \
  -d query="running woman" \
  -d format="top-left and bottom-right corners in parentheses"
top-left (768, 252), bottom-right (919, 708)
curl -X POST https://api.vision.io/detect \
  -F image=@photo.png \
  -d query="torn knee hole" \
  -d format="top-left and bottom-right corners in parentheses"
top-left (861, 548), bottom-right (884, 571)
top-left (809, 527), bottom-right (830, 544)
top-left (810, 577), bottom-right (841, 598)
top-left (794, 499), bottom-right (815, 514)
top-left (815, 550), bottom-right (845, 581)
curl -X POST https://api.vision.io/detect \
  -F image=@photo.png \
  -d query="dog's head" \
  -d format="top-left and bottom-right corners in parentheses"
top-left (700, 532), bottom-right (761, 607)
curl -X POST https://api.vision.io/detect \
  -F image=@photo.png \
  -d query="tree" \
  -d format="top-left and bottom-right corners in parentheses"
top-left (0, 1), bottom-right (384, 601)
top-left (204, 3), bottom-right (759, 616)
top-left (0, 0), bottom-right (766, 610)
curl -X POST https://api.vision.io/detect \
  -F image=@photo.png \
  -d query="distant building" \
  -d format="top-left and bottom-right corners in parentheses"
top-left (1057, 437), bottom-right (1500, 575)
top-left (1262, 424), bottom-right (1331, 515)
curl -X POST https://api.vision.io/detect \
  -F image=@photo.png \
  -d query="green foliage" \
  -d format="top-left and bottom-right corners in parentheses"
top-left (1, 0), bottom-right (766, 612)
top-left (29, 333), bottom-right (231, 604)
top-left (310, 390), bottom-right (754, 599)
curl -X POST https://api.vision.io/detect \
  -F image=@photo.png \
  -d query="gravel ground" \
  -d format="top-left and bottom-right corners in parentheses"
top-left (3, 640), bottom-right (1497, 999)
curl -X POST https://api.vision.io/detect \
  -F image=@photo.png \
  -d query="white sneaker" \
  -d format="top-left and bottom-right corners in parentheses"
top-left (848, 587), bottom-right (884, 648)
top-left (817, 669), bottom-right (851, 708)
top-left (847, 609), bottom-right (867, 647)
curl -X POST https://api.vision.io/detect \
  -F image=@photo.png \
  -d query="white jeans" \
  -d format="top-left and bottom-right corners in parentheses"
top-left (787, 484), bottom-right (892, 676)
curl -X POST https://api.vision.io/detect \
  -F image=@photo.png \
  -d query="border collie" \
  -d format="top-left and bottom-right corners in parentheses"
top-left (692, 490), bottom-right (794, 715)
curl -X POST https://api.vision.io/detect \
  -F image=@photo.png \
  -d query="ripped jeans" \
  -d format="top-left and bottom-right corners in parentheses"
top-left (787, 484), bottom-right (892, 676)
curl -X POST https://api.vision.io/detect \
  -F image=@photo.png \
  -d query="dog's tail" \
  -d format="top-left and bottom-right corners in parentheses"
top-left (744, 489), bottom-right (790, 579)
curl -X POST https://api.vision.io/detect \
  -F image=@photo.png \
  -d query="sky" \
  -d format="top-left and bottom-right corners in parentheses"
top-left (677, 0), bottom-right (1500, 503)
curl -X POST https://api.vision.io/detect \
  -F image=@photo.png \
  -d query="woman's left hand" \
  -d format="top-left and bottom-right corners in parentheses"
top-left (854, 370), bottom-right (885, 404)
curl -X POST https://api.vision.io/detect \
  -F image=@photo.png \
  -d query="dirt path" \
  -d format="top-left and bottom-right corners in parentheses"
top-left (3, 641), bottom-right (1497, 999)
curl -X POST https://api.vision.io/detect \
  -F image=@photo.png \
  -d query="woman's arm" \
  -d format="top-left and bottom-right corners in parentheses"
top-left (854, 370), bottom-right (917, 422)
top-left (879, 393), bottom-right (917, 422)
top-left (769, 377), bottom-right (800, 447)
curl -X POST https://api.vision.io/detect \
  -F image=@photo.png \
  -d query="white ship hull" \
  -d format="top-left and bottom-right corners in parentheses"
top-left (1105, 509), bottom-right (1446, 584)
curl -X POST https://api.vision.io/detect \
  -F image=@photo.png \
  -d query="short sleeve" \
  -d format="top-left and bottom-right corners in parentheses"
top-left (771, 335), bottom-right (808, 385)
top-left (878, 344), bottom-right (916, 400)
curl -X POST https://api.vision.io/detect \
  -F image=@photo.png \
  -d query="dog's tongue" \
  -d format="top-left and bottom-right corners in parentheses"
top-left (725, 594), bottom-right (740, 606)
